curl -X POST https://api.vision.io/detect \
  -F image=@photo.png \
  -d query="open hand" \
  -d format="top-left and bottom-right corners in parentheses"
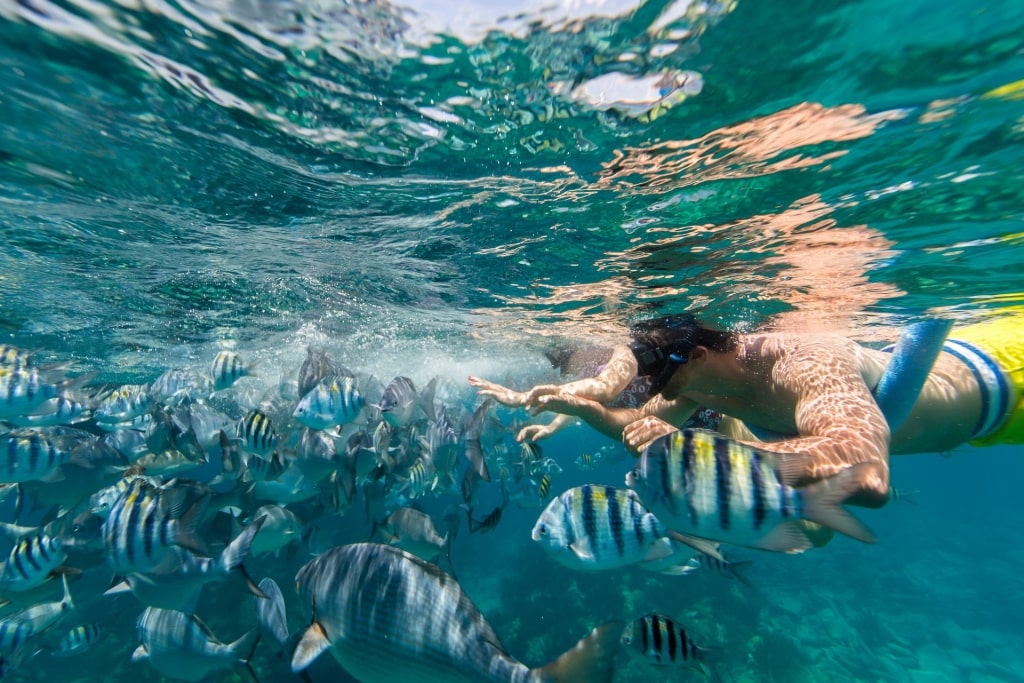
top-left (622, 416), bottom-right (679, 454)
top-left (467, 376), bottom-right (528, 407)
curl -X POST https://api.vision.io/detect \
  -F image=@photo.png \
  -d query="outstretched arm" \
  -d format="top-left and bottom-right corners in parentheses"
top-left (535, 392), bottom-right (700, 443)
top-left (525, 344), bottom-right (638, 406)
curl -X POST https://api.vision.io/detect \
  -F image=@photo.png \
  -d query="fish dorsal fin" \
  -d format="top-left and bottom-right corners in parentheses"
top-left (131, 644), bottom-right (149, 662)
top-left (291, 621), bottom-right (331, 673)
top-left (533, 620), bottom-right (624, 683)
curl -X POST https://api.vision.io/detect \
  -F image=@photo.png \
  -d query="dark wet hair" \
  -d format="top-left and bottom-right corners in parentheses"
top-left (628, 314), bottom-right (737, 396)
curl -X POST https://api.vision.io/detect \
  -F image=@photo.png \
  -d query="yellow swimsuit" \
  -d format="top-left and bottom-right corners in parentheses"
top-left (944, 313), bottom-right (1024, 445)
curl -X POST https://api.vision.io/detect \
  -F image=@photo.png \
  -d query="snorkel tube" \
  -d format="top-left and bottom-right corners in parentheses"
top-left (873, 318), bottom-right (954, 432)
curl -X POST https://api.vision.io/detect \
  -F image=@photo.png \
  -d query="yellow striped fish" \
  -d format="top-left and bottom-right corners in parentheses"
top-left (532, 485), bottom-right (694, 573)
top-left (626, 429), bottom-right (875, 554)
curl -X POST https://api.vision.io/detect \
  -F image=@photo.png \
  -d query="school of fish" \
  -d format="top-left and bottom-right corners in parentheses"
top-left (0, 343), bottom-right (876, 682)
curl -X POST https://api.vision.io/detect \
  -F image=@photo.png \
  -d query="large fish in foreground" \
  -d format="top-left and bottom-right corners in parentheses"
top-left (292, 542), bottom-right (624, 683)
top-left (626, 429), bottom-right (876, 554)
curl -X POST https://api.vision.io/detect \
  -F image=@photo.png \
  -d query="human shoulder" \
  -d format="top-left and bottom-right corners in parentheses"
top-left (750, 332), bottom-right (867, 390)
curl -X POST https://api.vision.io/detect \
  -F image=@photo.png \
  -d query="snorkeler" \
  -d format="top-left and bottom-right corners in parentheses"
top-left (498, 312), bottom-right (1023, 509)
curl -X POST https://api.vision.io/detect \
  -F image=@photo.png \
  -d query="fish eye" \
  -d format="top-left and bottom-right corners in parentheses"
top-left (622, 635), bottom-right (632, 644)
top-left (537, 524), bottom-right (547, 536)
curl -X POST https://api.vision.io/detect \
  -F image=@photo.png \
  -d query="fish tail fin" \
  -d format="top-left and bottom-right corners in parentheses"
top-left (420, 377), bottom-right (437, 422)
top-left (230, 628), bottom-right (261, 683)
top-left (532, 620), bottom-right (624, 683)
top-left (60, 572), bottom-right (75, 612)
top-left (175, 497), bottom-right (212, 557)
top-left (729, 560), bottom-right (754, 587)
top-left (800, 463), bottom-right (877, 544)
top-left (219, 516), bottom-right (267, 598)
top-left (696, 647), bottom-right (726, 683)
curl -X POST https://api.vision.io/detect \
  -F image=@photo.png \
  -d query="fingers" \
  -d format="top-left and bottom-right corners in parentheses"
top-left (623, 417), bottom-right (676, 454)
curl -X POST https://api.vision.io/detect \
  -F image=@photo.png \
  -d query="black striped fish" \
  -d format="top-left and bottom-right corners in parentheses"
top-left (101, 478), bottom-right (205, 575)
top-left (626, 429), bottom-right (875, 554)
top-left (0, 368), bottom-right (63, 419)
top-left (292, 543), bottom-right (624, 683)
top-left (0, 346), bottom-right (33, 372)
top-left (105, 516), bottom-right (266, 613)
top-left (531, 485), bottom-right (694, 573)
top-left (0, 427), bottom-right (89, 484)
top-left (293, 376), bottom-right (365, 430)
top-left (0, 532), bottom-right (66, 593)
top-left (55, 623), bottom-right (105, 656)
top-left (236, 409), bottom-right (278, 456)
top-left (210, 351), bottom-right (257, 391)
top-left (621, 613), bottom-right (722, 680)
top-left (7, 396), bottom-right (90, 427)
top-left (684, 551), bottom-right (754, 587)
top-left (93, 384), bottom-right (151, 424)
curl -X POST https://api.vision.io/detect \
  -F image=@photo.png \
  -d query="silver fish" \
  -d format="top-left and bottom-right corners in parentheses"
top-left (292, 543), bottom-right (624, 682)
top-left (378, 376), bottom-right (435, 427)
top-left (6, 396), bottom-right (90, 427)
top-left (532, 485), bottom-right (694, 573)
top-left (133, 607), bottom-right (260, 683)
top-left (626, 429), bottom-right (875, 554)
top-left (93, 383), bottom-right (151, 424)
top-left (375, 507), bottom-right (448, 563)
top-left (105, 516), bottom-right (265, 613)
top-left (150, 368), bottom-right (203, 404)
top-left (210, 351), bottom-right (257, 391)
top-left (293, 376), bottom-right (365, 430)
top-left (247, 504), bottom-right (301, 557)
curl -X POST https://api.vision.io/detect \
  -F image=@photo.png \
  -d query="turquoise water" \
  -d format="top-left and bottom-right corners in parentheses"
top-left (2, 0), bottom-right (1024, 680)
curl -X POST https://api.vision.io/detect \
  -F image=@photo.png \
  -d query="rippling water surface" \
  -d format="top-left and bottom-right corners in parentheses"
top-left (3, 0), bottom-right (1024, 376)
top-left (2, 0), bottom-right (1024, 681)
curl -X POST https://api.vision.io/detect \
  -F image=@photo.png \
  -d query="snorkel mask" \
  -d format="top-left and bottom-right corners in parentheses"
top-left (629, 339), bottom-right (692, 397)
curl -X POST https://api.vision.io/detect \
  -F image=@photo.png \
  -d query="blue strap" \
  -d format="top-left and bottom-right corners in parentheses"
top-left (873, 319), bottom-right (954, 432)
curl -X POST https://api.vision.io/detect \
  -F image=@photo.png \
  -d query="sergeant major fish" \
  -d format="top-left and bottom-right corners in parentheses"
top-left (532, 485), bottom-right (696, 574)
top-left (620, 613), bottom-right (722, 680)
top-left (292, 542), bottom-right (625, 683)
top-left (236, 409), bottom-right (278, 456)
top-left (626, 429), bottom-right (876, 554)
top-left (0, 532), bottom-right (66, 593)
top-left (210, 351), bottom-right (257, 391)
top-left (377, 376), bottom-right (436, 427)
top-left (293, 376), bottom-right (366, 430)
top-left (101, 478), bottom-right (206, 575)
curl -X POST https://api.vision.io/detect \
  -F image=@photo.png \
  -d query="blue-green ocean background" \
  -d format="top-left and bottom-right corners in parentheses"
top-left (3, 0), bottom-right (1024, 680)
